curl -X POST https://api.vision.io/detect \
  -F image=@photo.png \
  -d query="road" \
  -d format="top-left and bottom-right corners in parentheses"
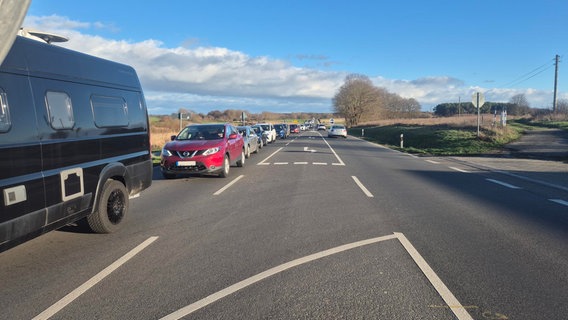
top-left (1, 130), bottom-right (567, 319)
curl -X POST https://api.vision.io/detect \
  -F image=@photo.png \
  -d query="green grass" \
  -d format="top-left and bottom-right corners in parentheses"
top-left (151, 150), bottom-right (161, 165)
top-left (512, 118), bottom-right (568, 130)
top-left (349, 124), bottom-right (524, 156)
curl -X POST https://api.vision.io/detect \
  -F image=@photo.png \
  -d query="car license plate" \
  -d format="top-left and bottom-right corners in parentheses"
top-left (177, 161), bottom-right (196, 166)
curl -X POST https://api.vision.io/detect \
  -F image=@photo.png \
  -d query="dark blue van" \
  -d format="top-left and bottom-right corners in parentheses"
top-left (0, 36), bottom-right (152, 252)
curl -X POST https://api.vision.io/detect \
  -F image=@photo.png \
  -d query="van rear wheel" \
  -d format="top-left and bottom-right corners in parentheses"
top-left (87, 179), bottom-right (129, 233)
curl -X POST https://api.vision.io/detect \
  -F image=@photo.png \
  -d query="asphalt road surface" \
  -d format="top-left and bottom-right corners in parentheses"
top-left (1, 130), bottom-right (566, 319)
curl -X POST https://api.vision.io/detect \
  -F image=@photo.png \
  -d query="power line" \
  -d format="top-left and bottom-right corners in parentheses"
top-left (501, 59), bottom-right (555, 88)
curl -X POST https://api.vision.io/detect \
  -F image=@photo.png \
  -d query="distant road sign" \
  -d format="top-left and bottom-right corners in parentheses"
top-left (472, 92), bottom-right (485, 108)
top-left (330, 118), bottom-right (335, 124)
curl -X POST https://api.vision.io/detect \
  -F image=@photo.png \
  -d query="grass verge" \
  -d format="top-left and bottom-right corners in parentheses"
top-left (349, 122), bottom-right (524, 156)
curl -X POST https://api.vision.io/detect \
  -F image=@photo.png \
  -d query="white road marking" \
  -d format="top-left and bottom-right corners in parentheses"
top-left (294, 162), bottom-right (308, 165)
top-left (549, 199), bottom-right (568, 207)
top-left (486, 178), bottom-right (521, 189)
top-left (257, 163), bottom-right (270, 166)
top-left (313, 162), bottom-right (328, 165)
top-left (352, 176), bottom-right (374, 198)
top-left (257, 147), bottom-right (283, 165)
top-left (274, 162), bottom-right (289, 165)
top-left (449, 166), bottom-right (470, 173)
top-left (159, 234), bottom-right (398, 320)
top-left (426, 160), bottom-right (440, 164)
top-left (303, 146), bottom-right (316, 153)
top-left (33, 236), bottom-right (159, 320)
top-left (319, 133), bottom-right (346, 166)
top-left (213, 175), bottom-right (244, 195)
top-left (395, 233), bottom-right (474, 320)
top-left (161, 233), bottom-right (472, 320)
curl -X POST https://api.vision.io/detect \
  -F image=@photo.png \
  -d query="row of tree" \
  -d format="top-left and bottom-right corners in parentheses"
top-left (433, 94), bottom-right (532, 116)
top-left (332, 74), bottom-right (422, 128)
top-left (169, 109), bottom-right (336, 123)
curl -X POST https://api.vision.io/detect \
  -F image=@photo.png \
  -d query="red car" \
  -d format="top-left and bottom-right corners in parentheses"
top-left (289, 124), bottom-right (300, 133)
top-left (160, 123), bottom-right (245, 178)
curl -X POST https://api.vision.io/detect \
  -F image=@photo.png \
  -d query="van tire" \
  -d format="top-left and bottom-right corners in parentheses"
top-left (88, 179), bottom-right (129, 233)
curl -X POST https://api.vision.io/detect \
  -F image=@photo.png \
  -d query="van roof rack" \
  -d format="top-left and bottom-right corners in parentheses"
top-left (18, 28), bottom-right (69, 44)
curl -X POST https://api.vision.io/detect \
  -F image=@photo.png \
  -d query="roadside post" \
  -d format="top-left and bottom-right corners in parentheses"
top-left (400, 133), bottom-right (404, 148)
top-left (362, 129), bottom-right (364, 137)
top-left (179, 113), bottom-right (190, 131)
top-left (472, 92), bottom-right (485, 138)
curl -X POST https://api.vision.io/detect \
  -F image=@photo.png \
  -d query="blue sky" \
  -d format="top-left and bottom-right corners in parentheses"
top-left (24, 0), bottom-right (568, 114)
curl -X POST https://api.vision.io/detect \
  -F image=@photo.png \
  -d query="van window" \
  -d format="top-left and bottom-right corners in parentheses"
top-left (91, 95), bottom-right (129, 127)
top-left (0, 89), bottom-right (10, 132)
top-left (46, 91), bottom-right (74, 129)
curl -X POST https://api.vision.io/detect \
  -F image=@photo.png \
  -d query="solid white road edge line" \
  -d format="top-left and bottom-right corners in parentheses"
top-left (320, 135), bottom-right (346, 166)
top-left (549, 199), bottom-right (568, 207)
top-left (159, 234), bottom-right (398, 320)
top-left (394, 233), bottom-right (474, 320)
top-left (257, 147), bottom-right (283, 165)
top-left (33, 236), bottom-right (159, 320)
top-left (449, 166), bottom-right (470, 173)
top-left (351, 176), bottom-right (374, 198)
top-left (486, 178), bottom-right (521, 189)
top-left (213, 175), bottom-right (244, 195)
top-left (426, 160), bottom-right (440, 164)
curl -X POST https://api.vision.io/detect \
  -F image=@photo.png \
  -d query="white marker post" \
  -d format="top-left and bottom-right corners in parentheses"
top-left (400, 133), bottom-right (404, 148)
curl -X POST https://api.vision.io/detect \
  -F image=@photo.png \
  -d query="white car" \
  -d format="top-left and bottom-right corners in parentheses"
top-left (257, 123), bottom-right (277, 143)
top-left (328, 124), bottom-right (347, 138)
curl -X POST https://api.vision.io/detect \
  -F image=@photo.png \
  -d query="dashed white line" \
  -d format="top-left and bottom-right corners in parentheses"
top-left (33, 236), bottom-right (159, 320)
top-left (486, 178), bottom-right (521, 189)
top-left (213, 175), bottom-right (244, 195)
top-left (313, 162), bottom-right (328, 166)
top-left (294, 162), bottom-right (308, 165)
top-left (257, 147), bottom-right (283, 165)
top-left (549, 199), bottom-right (568, 207)
top-left (274, 162), bottom-right (289, 165)
top-left (426, 160), bottom-right (440, 164)
top-left (352, 176), bottom-right (374, 197)
top-left (449, 166), bottom-right (470, 173)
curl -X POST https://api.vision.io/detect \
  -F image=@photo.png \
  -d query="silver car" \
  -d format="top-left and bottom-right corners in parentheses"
top-left (237, 126), bottom-right (259, 158)
top-left (328, 124), bottom-right (347, 138)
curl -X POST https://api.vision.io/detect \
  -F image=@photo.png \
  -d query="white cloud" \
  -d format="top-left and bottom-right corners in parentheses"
top-left (21, 15), bottom-right (562, 114)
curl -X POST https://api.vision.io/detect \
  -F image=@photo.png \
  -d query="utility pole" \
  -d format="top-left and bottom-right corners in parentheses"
top-left (553, 54), bottom-right (560, 113)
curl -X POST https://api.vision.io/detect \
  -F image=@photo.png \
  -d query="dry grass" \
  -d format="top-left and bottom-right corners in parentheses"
top-left (151, 128), bottom-right (177, 151)
top-left (361, 115), bottom-right (483, 127)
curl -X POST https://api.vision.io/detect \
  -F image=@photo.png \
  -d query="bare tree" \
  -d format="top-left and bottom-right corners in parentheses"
top-left (557, 99), bottom-right (568, 114)
top-left (509, 93), bottom-right (530, 115)
top-left (333, 74), bottom-right (381, 128)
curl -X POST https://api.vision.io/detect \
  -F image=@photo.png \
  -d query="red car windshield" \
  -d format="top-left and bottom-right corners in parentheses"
top-left (177, 125), bottom-right (225, 140)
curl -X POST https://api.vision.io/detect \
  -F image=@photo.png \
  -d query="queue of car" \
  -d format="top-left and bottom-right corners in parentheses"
top-left (160, 121), bottom-right (347, 179)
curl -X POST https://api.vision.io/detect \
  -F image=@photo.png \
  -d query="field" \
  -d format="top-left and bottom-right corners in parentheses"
top-left (351, 115), bottom-right (525, 155)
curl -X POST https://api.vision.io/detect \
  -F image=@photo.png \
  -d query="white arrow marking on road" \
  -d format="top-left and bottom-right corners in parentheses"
top-left (304, 146), bottom-right (316, 153)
